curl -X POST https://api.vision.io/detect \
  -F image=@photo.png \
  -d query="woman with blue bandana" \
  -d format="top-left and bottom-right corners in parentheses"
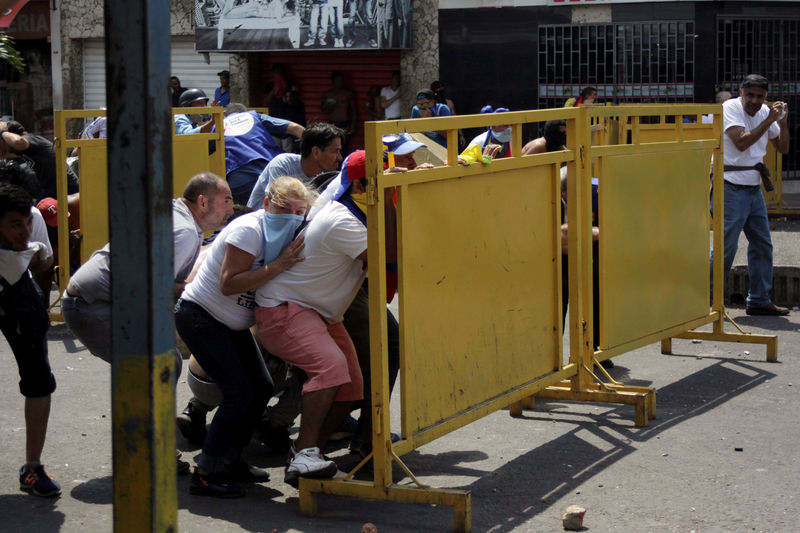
top-left (175, 177), bottom-right (314, 498)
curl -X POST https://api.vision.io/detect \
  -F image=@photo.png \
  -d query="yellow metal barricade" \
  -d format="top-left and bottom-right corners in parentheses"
top-left (298, 105), bottom-right (777, 531)
top-left (50, 108), bottom-right (225, 320)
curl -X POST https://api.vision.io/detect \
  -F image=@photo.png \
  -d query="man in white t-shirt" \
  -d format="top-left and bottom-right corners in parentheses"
top-left (246, 123), bottom-right (344, 209)
top-left (254, 150), bottom-right (371, 486)
top-left (0, 184), bottom-right (60, 497)
top-left (380, 71), bottom-right (402, 120)
top-left (713, 74), bottom-right (790, 315)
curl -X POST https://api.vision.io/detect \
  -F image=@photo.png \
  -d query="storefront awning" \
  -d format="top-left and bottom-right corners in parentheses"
top-left (0, 0), bottom-right (31, 29)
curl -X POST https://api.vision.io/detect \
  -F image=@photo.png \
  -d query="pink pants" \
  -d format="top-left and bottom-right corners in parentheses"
top-left (255, 302), bottom-right (363, 402)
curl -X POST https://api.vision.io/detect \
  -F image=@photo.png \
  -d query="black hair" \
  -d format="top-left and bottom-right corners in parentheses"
top-left (5, 120), bottom-right (25, 134)
top-left (0, 159), bottom-right (41, 199)
top-left (331, 70), bottom-right (343, 81)
top-left (543, 120), bottom-right (567, 152)
top-left (0, 182), bottom-right (34, 219)
top-left (741, 74), bottom-right (769, 90)
top-left (300, 123), bottom-right (345, 158)
top-left (580, 86), bottom-right (597, 99)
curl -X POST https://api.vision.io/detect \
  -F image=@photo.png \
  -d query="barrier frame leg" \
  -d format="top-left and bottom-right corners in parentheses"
top-left (663, 312), bottom-right (778, 362)
top-left (300, 478), bottom-right (472, 533)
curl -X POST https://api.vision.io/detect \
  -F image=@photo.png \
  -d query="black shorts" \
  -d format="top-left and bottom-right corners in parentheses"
top-left (0, 274), bottom-right (55, 397)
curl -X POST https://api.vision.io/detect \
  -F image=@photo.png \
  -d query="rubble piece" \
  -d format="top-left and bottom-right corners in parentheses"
top-left (562, 504), bottom-right (586, 530)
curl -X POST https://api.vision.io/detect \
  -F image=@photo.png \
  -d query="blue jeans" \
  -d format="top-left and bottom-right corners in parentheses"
top-left (174, 299), bottom-right (272, 472)
top-left (710, 183), bottom-right (774, 306)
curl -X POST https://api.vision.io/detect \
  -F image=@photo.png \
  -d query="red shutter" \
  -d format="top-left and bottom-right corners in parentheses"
top-left (258, 51), bottom-right (401, 153)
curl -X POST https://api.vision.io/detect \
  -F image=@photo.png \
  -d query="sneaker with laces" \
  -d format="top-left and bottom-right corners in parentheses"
top-left (284, 447), bottom-right (337, 487)
top-left (19, 464), bottom-right (61, 497)
top-left (224, 460), bottom-right (270, 483)
top-left (176, 400), bottom-right (207, 446)
top-left (189, 469), bottom-right (245, 498)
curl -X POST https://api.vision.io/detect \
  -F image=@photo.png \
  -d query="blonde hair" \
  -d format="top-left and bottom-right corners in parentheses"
top-left (267, 176), bottom-right (317, 209)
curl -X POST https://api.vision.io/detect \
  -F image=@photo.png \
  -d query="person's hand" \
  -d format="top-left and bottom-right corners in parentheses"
top-left (772, 101), bottom-right (788, 126)
top-left (483, 143), bottom-right (502, 159)
top-left (270, 234), bottom-right (305, 273)
top-left (769, 101), bottom-right (786, 123)
top-left (385, 166), bottom-right (409, 173)
top-left (416, 162), bottom-right (434, 169)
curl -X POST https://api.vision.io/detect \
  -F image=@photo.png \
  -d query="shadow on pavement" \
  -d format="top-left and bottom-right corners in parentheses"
top-left (0, 494), bottom-right (65, 532)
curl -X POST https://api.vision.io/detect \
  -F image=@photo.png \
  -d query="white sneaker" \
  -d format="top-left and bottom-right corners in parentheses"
top-left (335, 38), bottom-right (344, 48)
top-left (284, 447), bottom-right (337, 487)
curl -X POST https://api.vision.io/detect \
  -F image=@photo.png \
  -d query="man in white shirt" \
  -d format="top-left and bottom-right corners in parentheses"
top-left (380, 71), bottom-right (402, 120)
top-left (714, 74), bottom-right (790, 315)
top-left (0, 183), bottom-right (60, 497)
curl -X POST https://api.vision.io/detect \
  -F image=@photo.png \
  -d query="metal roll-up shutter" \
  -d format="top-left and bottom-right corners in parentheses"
top-left (258, 51), bottom-right (402, 153)
top-left (83, 37), bottom-right (230, 109)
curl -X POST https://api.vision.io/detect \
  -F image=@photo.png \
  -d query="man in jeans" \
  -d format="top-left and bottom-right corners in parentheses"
top-left (714, 74), bottom-right (790, 315)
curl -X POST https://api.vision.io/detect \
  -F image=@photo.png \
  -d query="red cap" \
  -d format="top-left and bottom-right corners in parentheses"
top-left (36, 197), bottom-right (69, 227)
top-left (344, 150), bottom-right (366, 182)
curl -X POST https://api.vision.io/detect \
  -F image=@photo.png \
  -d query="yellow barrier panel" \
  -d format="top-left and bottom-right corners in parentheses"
top-left (598, 148), bottom-right (711, 350)
top-left (297, 105), bottom-right (778, 531)
top-left (51, 108), bottom-right (226, 321)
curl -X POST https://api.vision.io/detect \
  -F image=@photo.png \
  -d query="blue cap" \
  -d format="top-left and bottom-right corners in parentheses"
top-left (382, 133), bottom-right (426, 155)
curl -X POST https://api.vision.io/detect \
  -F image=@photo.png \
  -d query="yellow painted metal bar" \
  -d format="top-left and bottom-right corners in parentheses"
top-left (377, 150), bottom-right (575, 188)
top-left (52, 110), bottom-right (71, 321)
top-left (301, 479), bottom-right (472, 532)
top-left (396, 365), bottom-right (576, 454)
top-left (671, 330), bottom-right (778, 362)
top-left (591, 139), bottom-right (718, 156)
top-left (595, 312), bottom-right (720, 361)
top-left (112, 350), bottom-right (177, 532)
top-left (365, 120), bottom-right (392, 489)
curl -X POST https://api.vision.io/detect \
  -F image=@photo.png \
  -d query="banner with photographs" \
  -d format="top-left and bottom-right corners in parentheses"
top-left (195, 0), bottom-right (413, 52)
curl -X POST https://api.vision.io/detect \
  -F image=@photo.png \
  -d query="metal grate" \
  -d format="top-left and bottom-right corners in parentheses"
top-left (717, 17), bottom-right (800, 178)
top-left (538, 21), bottom-right (695, 108)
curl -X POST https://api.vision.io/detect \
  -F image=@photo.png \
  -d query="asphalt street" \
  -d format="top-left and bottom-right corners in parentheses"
top-left (1, 223), bottom-right (798, 533)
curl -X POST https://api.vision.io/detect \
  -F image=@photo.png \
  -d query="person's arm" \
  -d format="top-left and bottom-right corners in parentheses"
top-left (286, 122), bottom-right (305, 138)
top-left (218, 237), bottom-right (305, 296)
top-left (199, 120), bottom-right (214, 134)
top-left (521, 137), bottom-right (547, 156)
top-left (0, 130), bottom-right (29, 154)
top-left (726, 102), bottom-right (784, 152)
top-left (381, 91), bottom-right (400, 110)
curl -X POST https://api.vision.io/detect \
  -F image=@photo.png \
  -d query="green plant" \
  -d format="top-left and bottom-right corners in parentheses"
top-left (0, 31), bottom-right (24, 72)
